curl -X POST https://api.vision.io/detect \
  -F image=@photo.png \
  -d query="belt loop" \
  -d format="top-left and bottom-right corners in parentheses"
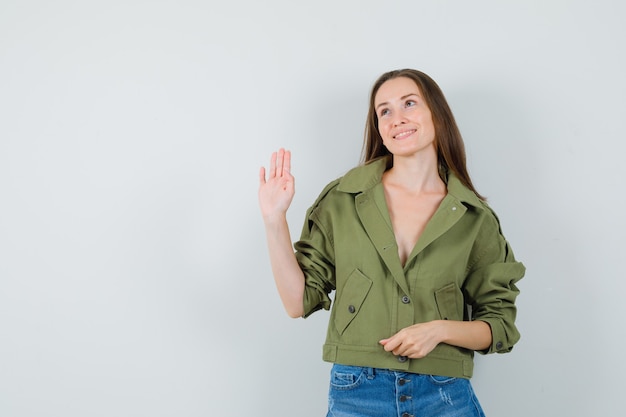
top-left (366, 367), bottom-right (375, 379)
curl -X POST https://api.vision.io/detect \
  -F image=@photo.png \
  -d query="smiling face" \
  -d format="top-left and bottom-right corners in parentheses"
top-left (374, 76), bottom-right (437, 160)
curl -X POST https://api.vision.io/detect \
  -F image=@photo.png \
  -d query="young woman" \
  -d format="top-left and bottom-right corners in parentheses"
top-left (258, 69), bottom-right (525, 416)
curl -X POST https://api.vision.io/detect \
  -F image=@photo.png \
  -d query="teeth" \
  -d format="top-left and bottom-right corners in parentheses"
top-left (394, 130), bottom-right (415, 139)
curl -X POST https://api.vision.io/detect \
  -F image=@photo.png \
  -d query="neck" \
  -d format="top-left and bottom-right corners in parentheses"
top-left (384, 153), bottom-right (444, 193)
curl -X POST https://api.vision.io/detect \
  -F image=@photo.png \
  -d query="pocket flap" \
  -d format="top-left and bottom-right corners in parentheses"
top-left (434, 282), bottom-right (462, 321)
top-left (334, 269), bottom-right (373, 335)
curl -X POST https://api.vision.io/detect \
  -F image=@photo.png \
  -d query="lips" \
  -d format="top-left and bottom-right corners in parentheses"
top-left (393, 129), bottom-right (416, 140)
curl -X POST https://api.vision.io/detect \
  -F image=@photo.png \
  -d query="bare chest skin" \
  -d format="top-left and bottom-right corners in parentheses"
top-left (383, 181), bottom-right (446, 267)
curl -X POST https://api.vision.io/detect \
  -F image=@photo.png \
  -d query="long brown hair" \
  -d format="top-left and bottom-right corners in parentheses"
top-left (361, 69), bottom-right (483, 199)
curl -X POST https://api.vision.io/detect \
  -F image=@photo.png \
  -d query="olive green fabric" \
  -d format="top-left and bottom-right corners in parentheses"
top-left (295, 157), bottom-right (525, 379)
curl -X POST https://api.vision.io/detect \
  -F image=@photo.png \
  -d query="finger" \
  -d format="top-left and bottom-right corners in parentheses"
top-left (269, 152), bottom-right (277, 178)
top-left (380, 337), bottom-right (400, 352)
top-left (276, 148), bottom-right (285, 177)
top-left (284, 149), bottom-right (291, 175)
top-left (395, 345), bottom-right (408, 356)
top-left (259, 167), bottom-right (266, 185)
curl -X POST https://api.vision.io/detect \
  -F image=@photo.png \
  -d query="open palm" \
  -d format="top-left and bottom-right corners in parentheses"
top-left (258, 148), bottom-right (295, 219)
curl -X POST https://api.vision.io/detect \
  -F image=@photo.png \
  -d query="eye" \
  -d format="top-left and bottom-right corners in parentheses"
top-left (379, 108), bottom-right (390, 117)
top-left (405, 100), bottom-right (416, 108)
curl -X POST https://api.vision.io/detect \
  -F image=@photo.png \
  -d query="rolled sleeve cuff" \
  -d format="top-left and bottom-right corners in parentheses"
top-left (478, 317), bottom-right (520, 354)
top-left (302, 280), bottom-right (332, 318)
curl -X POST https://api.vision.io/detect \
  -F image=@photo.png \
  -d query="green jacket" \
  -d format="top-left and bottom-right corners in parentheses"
top-left (294, 157), bottom-right (525, 379)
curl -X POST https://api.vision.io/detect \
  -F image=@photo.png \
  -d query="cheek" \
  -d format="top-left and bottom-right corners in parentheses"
top-left (379, 129), bottom-right (391, 145)
top-left (378, 121), bottom-right (391, 138)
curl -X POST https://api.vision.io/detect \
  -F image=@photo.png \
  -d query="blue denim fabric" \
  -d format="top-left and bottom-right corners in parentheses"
top-left (327, 364), bottom-right (485, 417)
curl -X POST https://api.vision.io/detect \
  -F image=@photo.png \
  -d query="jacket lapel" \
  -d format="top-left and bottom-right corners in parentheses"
top-left (355, 185), bottom-right (410, 296)
top-left (406, 195), bottom-right (467, 266)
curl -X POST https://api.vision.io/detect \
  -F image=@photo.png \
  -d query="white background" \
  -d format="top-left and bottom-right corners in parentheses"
top-left (1, 1), bottom-right (625, 415)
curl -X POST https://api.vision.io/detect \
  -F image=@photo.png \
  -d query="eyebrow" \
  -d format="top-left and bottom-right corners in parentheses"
top-left (375, 93), bottom-right (420, 111)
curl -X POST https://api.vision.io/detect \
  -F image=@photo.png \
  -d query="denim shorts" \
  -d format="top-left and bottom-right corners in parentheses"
top-left (327, 364), bottom-right (485, 417)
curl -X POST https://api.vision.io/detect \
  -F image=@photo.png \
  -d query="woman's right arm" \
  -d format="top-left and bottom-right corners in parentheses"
top-left (258, 148), bottom-right (305, 318)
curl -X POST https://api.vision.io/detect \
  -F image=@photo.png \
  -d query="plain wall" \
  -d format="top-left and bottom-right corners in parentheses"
top-left (1, 1), bottom-right (625, 415)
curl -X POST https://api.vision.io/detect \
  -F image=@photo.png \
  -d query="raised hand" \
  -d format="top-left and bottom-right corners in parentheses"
top-left (258, 148), bottom-right (295, 221)
top-left (258, 148), bottom-right (305, 317)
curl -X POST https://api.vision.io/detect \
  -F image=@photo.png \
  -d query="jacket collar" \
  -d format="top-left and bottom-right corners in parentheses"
top-left (337, 157), bottom-right (483, 209)
top-left (336, 157), bottom-right (387, 193)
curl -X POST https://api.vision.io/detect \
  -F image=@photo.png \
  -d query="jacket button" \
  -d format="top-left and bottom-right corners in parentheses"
top-left (496, 341), bottom-right (504, 350)
top-left (348, 305), bottom-right (356, 314)
top-left (401, 295), bottom-right (410, 304)
top-left (398, 355), bottom-right (408, 363)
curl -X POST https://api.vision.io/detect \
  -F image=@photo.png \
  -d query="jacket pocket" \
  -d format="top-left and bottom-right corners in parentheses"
top-left (334, 269), bottom-right (373, 336)
top-left (434, 283), bottom-right (462, 321)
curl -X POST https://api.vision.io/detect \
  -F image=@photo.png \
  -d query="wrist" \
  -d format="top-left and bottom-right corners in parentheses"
top-left (437, 319), bottom-right (453, 345)
top-left (262, 208), bottom-right (288, 223)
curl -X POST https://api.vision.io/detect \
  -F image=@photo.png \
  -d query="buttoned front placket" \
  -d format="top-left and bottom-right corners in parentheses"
top-left (354, 185), bottom-right (418, 370)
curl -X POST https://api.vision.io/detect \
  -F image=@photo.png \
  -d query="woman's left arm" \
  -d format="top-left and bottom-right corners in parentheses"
top-left (379, 319), bottom-right (491, 359)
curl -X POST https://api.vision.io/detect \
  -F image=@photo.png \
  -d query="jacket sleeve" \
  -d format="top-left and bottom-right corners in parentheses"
top-left (293, 182), bottom-right (338, 318)
top-left (463, 209), bottom-right (525, 354)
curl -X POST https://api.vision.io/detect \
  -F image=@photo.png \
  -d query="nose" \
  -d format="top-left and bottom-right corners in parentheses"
top-left (392, 114), bottom-right (407, 126)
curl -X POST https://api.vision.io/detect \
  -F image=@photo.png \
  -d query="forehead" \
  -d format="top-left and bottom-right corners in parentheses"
top-left (374, 76), bottom-right (422, 105)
